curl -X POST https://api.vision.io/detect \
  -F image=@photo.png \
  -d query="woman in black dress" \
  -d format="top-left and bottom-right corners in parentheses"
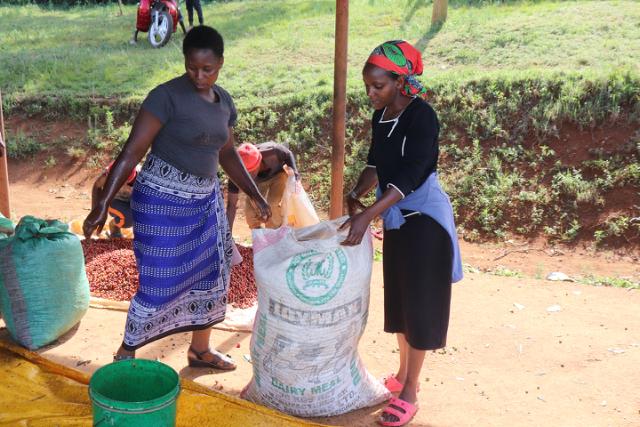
top-left (341, 40), bottom-right (462, 426)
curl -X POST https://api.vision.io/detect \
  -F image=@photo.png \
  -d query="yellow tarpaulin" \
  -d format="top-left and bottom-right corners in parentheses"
top-left (0, 337), bottom-right (329, 427)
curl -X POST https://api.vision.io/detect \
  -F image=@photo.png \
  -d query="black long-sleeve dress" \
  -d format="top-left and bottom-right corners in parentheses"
top-left (367, 97), bottom-right (453, 350)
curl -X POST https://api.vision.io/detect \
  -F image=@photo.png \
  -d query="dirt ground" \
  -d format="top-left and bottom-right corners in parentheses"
top-left (2, 160), bottom-right (640, 426)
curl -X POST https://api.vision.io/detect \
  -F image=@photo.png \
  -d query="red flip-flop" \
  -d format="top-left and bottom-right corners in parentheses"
top-left (370, 228), bottom-right (384, 240)
top-left (381, 374), bottom-right (421, 394)
top-left (378, 397), bottom-right (419, 426)
top-left (382, 374), bottom-right (404, 393)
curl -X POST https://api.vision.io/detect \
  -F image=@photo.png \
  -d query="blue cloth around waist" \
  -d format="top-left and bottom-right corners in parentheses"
top-left (377, 172), bottom-right (463, 283)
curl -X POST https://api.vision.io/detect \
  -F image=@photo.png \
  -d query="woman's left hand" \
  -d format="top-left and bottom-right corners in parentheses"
top-left (83, 202), bottom-right (109, 239)
top-left (339, 212), bottom-right (371, 246)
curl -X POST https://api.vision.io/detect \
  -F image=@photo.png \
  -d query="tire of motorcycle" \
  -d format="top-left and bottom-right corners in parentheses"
top-left (148, 9), bottom-right (173, 48)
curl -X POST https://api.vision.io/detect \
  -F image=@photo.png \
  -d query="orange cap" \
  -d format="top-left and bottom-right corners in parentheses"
top-left (237, 143), bottom-right (262, 173)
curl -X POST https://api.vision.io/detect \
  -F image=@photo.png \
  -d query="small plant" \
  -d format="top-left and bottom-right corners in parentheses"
top-left (66, 146), bottom-right (86, 159)
top-left (608, 216), bottom-right (631, 236)
top-left (24, 102), bottom-right (43, 117)
top-left (551, 169), bottom-right (600, 204)
top-left (463, 263), bottom-right (480, 274)
top-left (87, 154), bottom-right (103, 169)
top-left (534, 264), bottom-right (544, 280)
top-left (44, 155), bottom-right (57, 168)
top-left (561, 219), bottom-right (581, 242)
top-left (463, 229), bottom-right (481, 243)
top-left (491, 266), bottom-right (523, 278)
top-left (111, 123), bottom-right (132, 149)
top-left (593, 215), bottom-right (638, 246)
top-left (593, 229), bottom-right (607, 245)
top-left (87, 113), bottom-right (105, 149)
top-left (539, 145), bottom-right (555, 159)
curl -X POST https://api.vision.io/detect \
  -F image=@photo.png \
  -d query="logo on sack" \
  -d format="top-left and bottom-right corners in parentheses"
top-left (286, 249), bottom-right (348, 305)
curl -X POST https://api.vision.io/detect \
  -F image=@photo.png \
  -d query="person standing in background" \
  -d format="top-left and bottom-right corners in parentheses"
top-left (185, 0), bottom-right (204, 30)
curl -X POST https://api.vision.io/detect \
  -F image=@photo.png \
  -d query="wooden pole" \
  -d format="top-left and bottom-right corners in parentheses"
top-left (330, 0), bottom-right (348, 219)
top-left (431, 0), bottom-right (448, 25)
top-left (0, 90), bottom-right (11, 218)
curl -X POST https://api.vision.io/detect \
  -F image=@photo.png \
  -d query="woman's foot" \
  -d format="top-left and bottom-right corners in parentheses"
top-left (187, 347), bottom-right (236, 370)
top-left (378, 396), bottom-right (419, 426)
top-left (113, 347), bottom-right (135, 362)
top-left (379, 388), bottom-right (419, 425)
top-left (382, 374), bottom-right (420, 394)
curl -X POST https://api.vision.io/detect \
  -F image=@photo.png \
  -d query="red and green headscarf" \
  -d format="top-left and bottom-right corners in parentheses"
top-left (367, 40), bottom-right (427, 98)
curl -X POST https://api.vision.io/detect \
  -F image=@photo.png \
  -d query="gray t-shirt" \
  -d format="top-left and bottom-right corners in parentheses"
top-left (141, 74), bottom-right (237, 178)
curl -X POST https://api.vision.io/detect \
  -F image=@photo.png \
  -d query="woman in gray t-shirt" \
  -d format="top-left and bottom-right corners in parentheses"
top-left (83, 26), bottom-right (270, 370)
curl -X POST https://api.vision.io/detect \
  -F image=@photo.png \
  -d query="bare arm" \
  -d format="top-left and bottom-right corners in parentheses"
top-left (345, 167), bottom-right (378, 216)
top-left (83, 109), bottom-right (162, 238)
top-left (91, 173), bottom-right (108, 210)
top-left (226, 191), bottom-right (239, 232)
top-left (219, 129), bottom-right (271, 222)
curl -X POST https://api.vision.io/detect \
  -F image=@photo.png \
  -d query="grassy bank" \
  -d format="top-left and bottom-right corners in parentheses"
top-left (2, 0), bottom-right (639, 246)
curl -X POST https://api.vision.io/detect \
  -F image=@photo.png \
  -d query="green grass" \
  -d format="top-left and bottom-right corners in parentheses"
top-left (491, 266), bottom-right (524, 278)
top-left (578, 275), bottom-right (639, 289)
top-left (1, 0), bottom-right (639, 106)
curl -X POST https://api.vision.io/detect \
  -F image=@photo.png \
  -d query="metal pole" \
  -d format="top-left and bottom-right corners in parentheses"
top-left (330, 0), bottom-right (348, 219)
top-left (0, 90), bottom-right (11, 218)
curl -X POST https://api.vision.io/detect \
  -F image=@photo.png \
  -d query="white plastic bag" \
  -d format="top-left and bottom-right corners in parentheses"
top-left (231, 239), bottom-right (244, 266)
top-left (242, 218), bottom-right (390, 417)
top-left (281, 166), bottom-right (320, 229)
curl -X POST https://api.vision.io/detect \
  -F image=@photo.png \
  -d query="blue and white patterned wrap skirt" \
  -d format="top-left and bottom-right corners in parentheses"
top-left (122, 154), bottom-right (233, 350)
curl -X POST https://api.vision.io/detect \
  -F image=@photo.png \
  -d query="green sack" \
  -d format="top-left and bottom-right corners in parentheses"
top-left (0, 216), bottom-right (90, 350)
top-left (0, 212), bottom-right (13, 238)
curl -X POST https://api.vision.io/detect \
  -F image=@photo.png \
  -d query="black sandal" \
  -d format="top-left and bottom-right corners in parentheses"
top-left (187, 347), bottom-right (236, 371)
top-left (113, 354), bottom-right (135, 362)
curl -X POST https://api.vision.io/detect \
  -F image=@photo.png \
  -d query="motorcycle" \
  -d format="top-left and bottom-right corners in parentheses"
top-left (131, 0), bottom-right (186, 48)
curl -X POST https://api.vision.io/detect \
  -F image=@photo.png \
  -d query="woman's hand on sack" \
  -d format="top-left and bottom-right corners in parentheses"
top-left (83, 203), bottom-right (109, 239)
top-left (341, 186), bottom-right (401, 246)
top-left (339, 212), bottom-right (371, 246)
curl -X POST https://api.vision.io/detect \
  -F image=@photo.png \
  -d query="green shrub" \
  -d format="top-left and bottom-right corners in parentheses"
top-left (5, 131), bottom-right (43, 159)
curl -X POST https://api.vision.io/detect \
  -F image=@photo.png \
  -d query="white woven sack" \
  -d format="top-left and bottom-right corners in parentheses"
top-left (242, 218), bottom-right (390, 417)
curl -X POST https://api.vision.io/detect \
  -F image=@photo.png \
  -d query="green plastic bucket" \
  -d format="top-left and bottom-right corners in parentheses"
top-left (89, 359), bottom-right (180, 427)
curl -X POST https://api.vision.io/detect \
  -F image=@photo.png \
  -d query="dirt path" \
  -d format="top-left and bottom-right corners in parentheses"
top-left (3, 164), bottom-right (640, 426)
